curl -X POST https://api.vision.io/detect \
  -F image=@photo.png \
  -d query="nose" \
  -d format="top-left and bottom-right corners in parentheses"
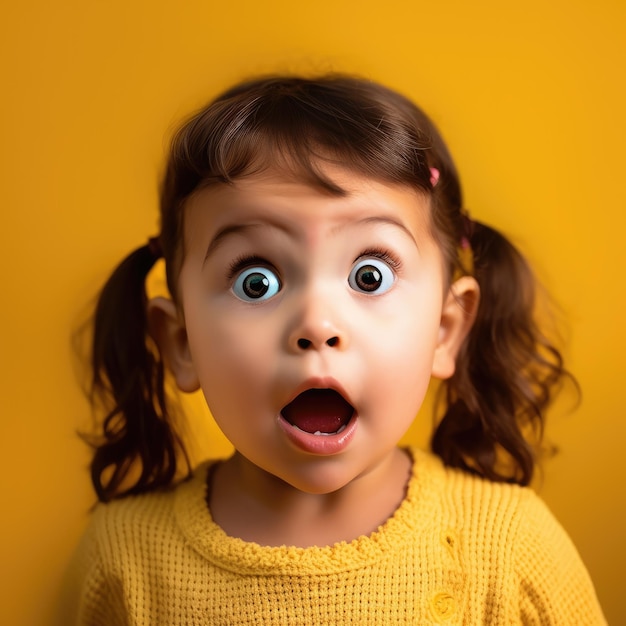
top-left (287, 291), bottom-right (348, 353)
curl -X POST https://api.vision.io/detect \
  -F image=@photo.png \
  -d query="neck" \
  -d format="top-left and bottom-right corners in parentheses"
top-left (208, 448), bottom-right (412, 548)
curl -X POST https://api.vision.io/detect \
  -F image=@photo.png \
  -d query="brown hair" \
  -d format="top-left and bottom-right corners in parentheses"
top-left (88, 75), bottom-right (571, 501)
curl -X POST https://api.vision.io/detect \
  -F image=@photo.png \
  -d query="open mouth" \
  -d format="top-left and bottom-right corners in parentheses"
top-left (281, 389), bottom-right (355, 436)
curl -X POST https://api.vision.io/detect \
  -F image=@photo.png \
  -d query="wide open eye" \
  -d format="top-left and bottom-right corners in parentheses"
top-left (233, 267), bottom-right (281, 302)
top-left (348, 258), bottom-right (395, 294)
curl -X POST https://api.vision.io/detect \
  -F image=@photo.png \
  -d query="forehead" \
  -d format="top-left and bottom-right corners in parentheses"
top-left (184, 165), bottom-right (435, 243)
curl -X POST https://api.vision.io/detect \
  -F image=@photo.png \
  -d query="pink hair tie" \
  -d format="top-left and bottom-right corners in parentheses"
top-left (429, 167), bottom-right (440, 187)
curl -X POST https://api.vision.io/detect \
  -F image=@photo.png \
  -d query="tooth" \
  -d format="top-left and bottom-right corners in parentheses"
top-left (310, 424), bottom-right (348, 436)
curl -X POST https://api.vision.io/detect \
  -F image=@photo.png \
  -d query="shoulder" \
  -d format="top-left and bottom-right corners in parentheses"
top-left (89, 483), bottom-right (179, 547)
top-left (75, 460), bottom-right (214, 575)
top-left (409, 448), bottom-right (606, 624)
top-left (408, 447), bottom-right (539, 573)
top-left (410, 446), bottom-right (534, 521)
top-left (87, 460), bottom-right (213, 554)
top-left (68, 462), bottom-right (215, 625)
top-left (512, 490), bottom-right (607, 623)
top-left (74, 480), bottom-right (184, 604)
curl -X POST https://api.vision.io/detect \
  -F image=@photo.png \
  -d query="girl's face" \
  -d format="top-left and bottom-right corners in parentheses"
top-left (169, 166), bottom-right (469, 495)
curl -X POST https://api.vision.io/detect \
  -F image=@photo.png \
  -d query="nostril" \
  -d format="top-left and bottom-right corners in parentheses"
top-left (296, 337), bottom-right (339, 349)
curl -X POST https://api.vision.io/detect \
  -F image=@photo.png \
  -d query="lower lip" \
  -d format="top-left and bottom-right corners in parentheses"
top-left (278, 414), bottom-right (358, 455)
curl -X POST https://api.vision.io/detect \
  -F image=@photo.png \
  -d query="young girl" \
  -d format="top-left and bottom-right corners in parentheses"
top-left (73, 75), bottom-right (605, 624)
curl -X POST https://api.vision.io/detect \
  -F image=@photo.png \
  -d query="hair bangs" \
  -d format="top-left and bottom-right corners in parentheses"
top-left (170, 76), bottom-right (435, 199)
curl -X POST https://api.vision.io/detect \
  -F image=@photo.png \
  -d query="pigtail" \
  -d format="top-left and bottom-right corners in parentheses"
top-left (88, 243), bottom-right (189, 501)
top-left (433, 221), bottom-right (570, 485)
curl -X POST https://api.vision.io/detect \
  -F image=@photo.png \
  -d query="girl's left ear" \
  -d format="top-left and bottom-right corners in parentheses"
top-left (431, 276), bottom-right (480, 380)
top-left (147, 297), bottom-right (201, 393)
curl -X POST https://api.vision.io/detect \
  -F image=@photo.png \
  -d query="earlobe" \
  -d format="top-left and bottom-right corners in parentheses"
top-left (431, 276), bottom-right (480, 380)
top-left (147, 297), bottom-right (200, 393)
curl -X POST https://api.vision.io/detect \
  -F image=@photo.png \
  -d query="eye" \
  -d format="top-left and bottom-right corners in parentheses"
top-left (232, 266), bottom-right (281, 302)
top-left (348, 258), bottom-right (395, 294)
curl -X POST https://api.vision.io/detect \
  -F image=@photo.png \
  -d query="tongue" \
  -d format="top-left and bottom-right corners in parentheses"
top-left (282, 389), bottom-right (354, 434)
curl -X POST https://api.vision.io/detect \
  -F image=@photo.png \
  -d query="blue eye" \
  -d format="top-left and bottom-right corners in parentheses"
top-left (233, 266), bottom-right (281, 301)
top-left (348, 258), bottom-right (395, 294)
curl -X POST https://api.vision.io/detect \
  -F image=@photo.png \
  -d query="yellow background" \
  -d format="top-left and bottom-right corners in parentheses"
top-left (1, 1), bottom-right (624, 623)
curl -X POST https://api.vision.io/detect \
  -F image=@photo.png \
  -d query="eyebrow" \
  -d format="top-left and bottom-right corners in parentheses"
top-left (203, 223), bottom-right (273, 264)
top-left (349, 216), bottom-right (418, 247)
top-left (203, 214), bottom-right (418, 264)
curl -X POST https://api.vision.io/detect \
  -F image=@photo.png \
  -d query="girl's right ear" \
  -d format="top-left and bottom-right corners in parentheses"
top-left (147, 297), bottom-right (200, 393)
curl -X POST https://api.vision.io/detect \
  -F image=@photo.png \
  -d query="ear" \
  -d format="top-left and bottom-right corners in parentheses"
top-left (431, 276), bottom-right (480, 380)
top-left (147, 297), bottom-right (200, 393)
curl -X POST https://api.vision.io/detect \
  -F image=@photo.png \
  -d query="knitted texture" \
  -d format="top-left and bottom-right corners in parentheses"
top-left (71, 449), bottom-right (606, 625)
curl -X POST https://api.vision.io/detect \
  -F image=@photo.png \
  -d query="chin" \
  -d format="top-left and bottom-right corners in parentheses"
top-left (271, 462), bottom-right (362, 496)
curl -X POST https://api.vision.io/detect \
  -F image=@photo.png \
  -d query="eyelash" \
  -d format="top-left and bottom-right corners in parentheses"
top-left (226, 248), bottom-right (401, 281)
top-left (355, 248), bottom-right (402, 272)
top-left (227, 254), bottom-right (275, 281)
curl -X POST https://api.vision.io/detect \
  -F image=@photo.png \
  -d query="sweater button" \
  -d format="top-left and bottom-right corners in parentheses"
top-left (430, 592), bottom-right (457, 621)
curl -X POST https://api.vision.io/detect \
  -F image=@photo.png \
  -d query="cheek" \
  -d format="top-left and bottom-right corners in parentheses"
top-left (360, 297), bottom-right (441, 396)
top-left (376, 333), bottom-right (437, 395)
top-left (367, 291), bottom-right (442, 359)
top-left (185, 308), bottom-right (279, 397)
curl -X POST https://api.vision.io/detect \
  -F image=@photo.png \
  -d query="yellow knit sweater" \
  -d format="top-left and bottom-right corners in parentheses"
top-left (70, 448), bottom-right (605, 625)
